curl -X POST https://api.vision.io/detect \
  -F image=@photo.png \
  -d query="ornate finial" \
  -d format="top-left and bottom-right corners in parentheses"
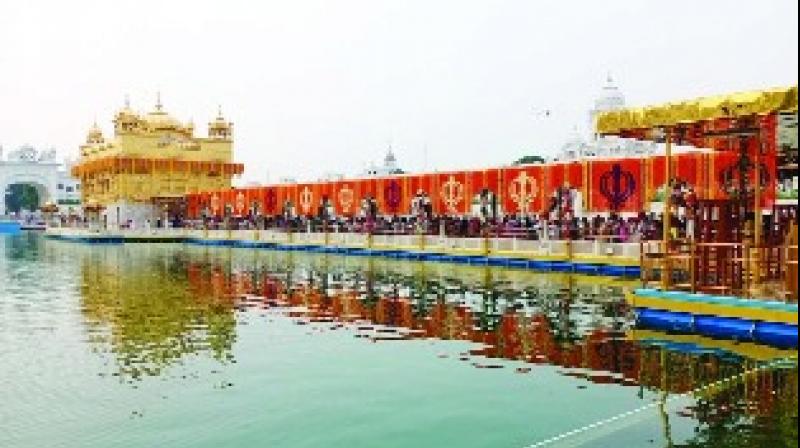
top-left (155, 91), bottom-right (163, 111)
top-left (217, 104), bottom-right (223, 118)
top-left (606, 72), bottom-right (613, 84)
top-left (124, 93), bottom-right (130, 108)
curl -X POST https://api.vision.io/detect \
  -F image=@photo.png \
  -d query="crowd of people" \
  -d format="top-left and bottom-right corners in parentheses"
top-left (189, 212), bottom-right (670, 243)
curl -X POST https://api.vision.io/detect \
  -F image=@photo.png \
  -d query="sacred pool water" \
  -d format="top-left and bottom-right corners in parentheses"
top-left (1, 233), bottom-right (797, 448)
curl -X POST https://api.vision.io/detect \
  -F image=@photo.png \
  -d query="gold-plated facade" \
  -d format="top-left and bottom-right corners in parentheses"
top-left (73, 97), bottom-right (242, 206)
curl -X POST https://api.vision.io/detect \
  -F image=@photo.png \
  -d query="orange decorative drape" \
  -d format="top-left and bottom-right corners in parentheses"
top-left (589, 158), bottom-right (643, 213)
top-left (434, 171), bottom-right (468, 215)
top-left (181, 116), bottom-right (780, 220)
top-left (501, 166), bottom-right (543, 215)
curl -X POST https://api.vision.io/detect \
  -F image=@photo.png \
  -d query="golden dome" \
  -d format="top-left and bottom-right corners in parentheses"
top-left (86, 122), bottom-right (104, 144)
top-left (144, 110), bottom-right (182, 129)
top-left (143, 92), bottom-right (183, 129)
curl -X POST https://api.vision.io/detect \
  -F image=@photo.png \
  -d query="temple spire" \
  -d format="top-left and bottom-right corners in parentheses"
top-left (155, 91), bottom-right (163, 112)
top-left (124, 93), bottom-right (130, 109)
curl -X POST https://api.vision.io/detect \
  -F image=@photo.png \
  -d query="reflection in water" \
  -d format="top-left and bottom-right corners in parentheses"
top-left (79, 247), bottom-right (236, 380)
top-left (71, 243), bottom-right (797, 446)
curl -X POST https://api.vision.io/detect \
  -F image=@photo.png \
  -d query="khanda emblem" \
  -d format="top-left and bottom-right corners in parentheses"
top-left (599, 164), bottom-right (636, 211)
top-left (385, 180), bottom-right (402, 213)
top-left (265, 189), bottom-right (277, 213)
top-left (338, 185), bottom-right (355, 213)
top-left (235, 191), bottom-right (246, 213)
top-left (508, 171), bottom-right (538, 214)
top-left (299, 186), bottom-right (314, 214)
top-left (210, 194), bottom-right (221, 214)
top-left (440, 175), bottom-right (464, 213)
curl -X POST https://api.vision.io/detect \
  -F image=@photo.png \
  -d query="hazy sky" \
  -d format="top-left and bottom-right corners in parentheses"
top-left (1, 0), bottom-right (797, 184)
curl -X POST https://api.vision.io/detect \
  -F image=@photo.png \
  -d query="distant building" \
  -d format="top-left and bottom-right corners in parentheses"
top-left (319, 172), bottom-right (345, 182)
top-left (552, 75), bottom-right (714, 162)
top-left (589, 74), bottom-right (626, 137)
top-left (361, 147), bottom-right (404, 177)
top-left (1, 145), bottom-right (81, 215)
top-left (57, 158), bottom-right (81, 208)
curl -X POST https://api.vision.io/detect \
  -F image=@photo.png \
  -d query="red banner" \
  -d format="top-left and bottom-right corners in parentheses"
top-left (589, 158), bottom-right (643, 213)
top-left (376, 176), bottom-right (408, 216)
top-left (435, 171), bottom-right (468, 215)
top-left (502, 166), bottom-right (543, 215)
top-left (332, 181), bottom-right (358, 216)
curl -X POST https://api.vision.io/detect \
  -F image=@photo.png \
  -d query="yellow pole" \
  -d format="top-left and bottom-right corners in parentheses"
top-left (690, 239), bottom-right (696, 293)
top-left (662, 129), bottom-right (673, 291)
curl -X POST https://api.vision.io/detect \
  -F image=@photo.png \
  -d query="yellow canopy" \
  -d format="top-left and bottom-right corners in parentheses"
top-left (596, 85), bottom-right (798, 134)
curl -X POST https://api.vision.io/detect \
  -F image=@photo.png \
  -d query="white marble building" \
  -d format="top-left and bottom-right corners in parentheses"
top-left (0, 145), bottom-right (80, 215)
top-left (362, 148), bottom-right (403, 177)
top-left (555, 76), bottom-right (712, 162)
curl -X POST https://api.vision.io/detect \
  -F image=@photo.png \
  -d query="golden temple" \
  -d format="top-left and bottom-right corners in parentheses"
top-left (72, 95), bottom-right (243, 222)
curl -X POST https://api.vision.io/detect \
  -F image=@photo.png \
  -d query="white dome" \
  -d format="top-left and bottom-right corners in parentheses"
top-left (594, 75), bottom-right (625, 112)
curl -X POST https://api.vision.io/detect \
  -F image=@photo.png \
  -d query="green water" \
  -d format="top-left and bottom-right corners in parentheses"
top-left (0, 233), bottom-right (797, 448)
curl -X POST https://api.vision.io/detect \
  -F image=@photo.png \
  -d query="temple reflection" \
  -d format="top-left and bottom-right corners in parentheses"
top-left (74, 244), bottom-right (796, 445)
top-left (79, 245), bottom-right (236, 380)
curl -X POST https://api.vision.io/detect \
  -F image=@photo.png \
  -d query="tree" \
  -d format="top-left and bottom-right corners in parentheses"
top-left (513, 155), bottom-right (546, 165)
top-left (4, 184), bottom-right (40, 213)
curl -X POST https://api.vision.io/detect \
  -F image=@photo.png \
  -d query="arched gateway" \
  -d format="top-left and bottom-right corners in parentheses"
top-left (0, 146), bottom-right (60, 215)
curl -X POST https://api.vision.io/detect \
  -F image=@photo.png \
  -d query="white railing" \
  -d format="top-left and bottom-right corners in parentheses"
top-left (45, 226), bottom-right (642, 259)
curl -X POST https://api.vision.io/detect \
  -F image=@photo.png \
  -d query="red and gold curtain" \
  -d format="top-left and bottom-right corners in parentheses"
top-left (589, 158), bottom-right (643, 213)
top-left (434, 171), bottom-right (468, 215)
top-left (332, 181), bottom-right (357, 216)
top-left (501, 166), bottom-right (543, 215)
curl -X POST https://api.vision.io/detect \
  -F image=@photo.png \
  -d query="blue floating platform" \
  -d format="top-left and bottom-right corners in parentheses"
top-left (601, 265), bottom-right (627, 277)
top-left (487, 257), bottom-right (509, 267)
top-left (467, 256), bottom-right (490, 266)
top-left (636, 308), bottom-right (695, 333)
top-left (624, 266), bottom-right (642, 277)
top-left (507, 259), bottom-right (529, 269)
top-left (753, 322), bottom-right (799, 349)
top-left (694, 315), bottom-right (755, 342)
top-left (0, 221), bottom-right (22, 234)
top-left (574, 263), bottom-right (601, 275)
top-left (635, 307), bottom-right (798, 349)
top-left (550, 261), bottom-right (574, 272)
top-left (528, 260), bottom-right (551, 271)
